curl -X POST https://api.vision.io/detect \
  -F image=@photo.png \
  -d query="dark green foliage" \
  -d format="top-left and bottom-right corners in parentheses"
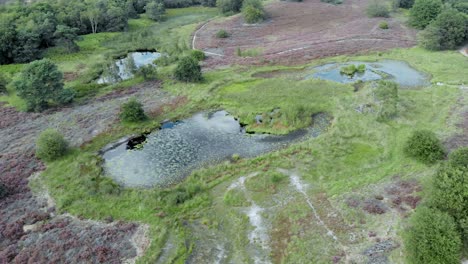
top-left (405, 207), bottom-right (462, 264)
top-left (242, 0), bottom-right (265, 24)
top-left (14, 59), bottom-right (73, 112)
top-left (270, 172), bottom-right (285, 183)
top-left (53, 25), bottom-right (80, 52)
top-left (431, 162), bottom-right (468, 242)
top-left (174, 56), bottom-right (202, 82)
top-left (418, 9), bottom-right (467, 50)
top-left (120, 98), bottom-right (147, 123)
top-left (145, 0), bottom-right (165, 21)
top-left (410, 0), bottom-right (443, 29)
top-left (375, 81), bottom-right (398, 121)
top-left (200, 0), bottom-right (217, 7)
top-left (216, 29), bottom-right (230, 38)
top-left (0, 183), bottom-right (8, 199)
top-left (379, 21), bottom-right (389, 29)
top-left (321, 0), bottom-right (343, 4)
top-left (397, 0), bottom-right (414, 8)
top-left (0, 74), bottom-right (8, 94)
top-left (191, 49), bottom-right (206, 61)
top-left (404, 130), bottom-right (445, 164)
top-left (136, 64), bottom-right (158, 80)
top-left (448, 147), bottom-right (468, 169)
top-left (217, 0), bottom-right (244, 14)
top-left (35, 129), bottom-right (69, 161)
top-left (366, 0), bottom-right (390, 17)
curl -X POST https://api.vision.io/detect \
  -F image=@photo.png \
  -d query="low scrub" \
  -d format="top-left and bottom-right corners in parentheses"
top-left (448, 147), bottom-right (468, 168)
top-left (216, 29), bottom-right (230, 38)
top-left (242, 0), bottom-right (266, 24)
top-left (379, 21), bottom-right (389, 29)
top-left (120, 98), bottom-right (147, 123)
top-left (404, 130), bottom-right (445, 164)
top-left (366, 0), bottom-right (390, 17)
top-left (35, 129), bottom-right (69, 162)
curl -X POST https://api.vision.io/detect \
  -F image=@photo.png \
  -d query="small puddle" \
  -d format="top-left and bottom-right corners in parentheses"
top-left (102, 111), bottom-right (328, 188)
top-left (97, 51), bottom-right (161, 84)
top-left (308, 60), bottom-right (429, 87)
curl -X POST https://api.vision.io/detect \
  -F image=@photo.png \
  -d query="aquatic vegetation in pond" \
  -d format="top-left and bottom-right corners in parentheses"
top-left (101, 111), bottom-right (330, 188)
top-left (339, 64), bottom-right (366, 77)
top-left (309, 60), bottom-right (429, 87)
top-left (97, 52), bottom-right (161, 84)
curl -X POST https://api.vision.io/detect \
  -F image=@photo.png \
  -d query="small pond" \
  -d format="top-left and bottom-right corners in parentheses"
top-left (308, 60), bottom-right (429, 87)
top-left (102, 111), bottom-right (330, 188)
top-left (97, 51), bottom-right (161, 84)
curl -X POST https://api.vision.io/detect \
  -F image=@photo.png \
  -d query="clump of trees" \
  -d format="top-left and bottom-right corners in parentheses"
top-left (146, 0), bottom-right (166, 21)
top-left (174, 56), bottom-right (202, 82)
top-left (404, 130), bottom-right (445, 164)
top-left (120, 98), bottom-right (147, 123)
top-left (242, 0), bottom-right (266, 23)
top-left (13, 59), bottom-right (74, 112)
top-left (366, 0), bottom-right (390, 17)
top-left (35, 129), bottom-right (69, 161)
top-left (409, 0), bottom-right (443, 29)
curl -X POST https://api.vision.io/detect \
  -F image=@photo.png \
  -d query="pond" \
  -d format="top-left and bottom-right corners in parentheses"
top-left (308, 60), bottom-right (429, 87)
top-left (101, 111), bottom-right (331, 188)
top-left (97, 51), bottom-right (161, 84)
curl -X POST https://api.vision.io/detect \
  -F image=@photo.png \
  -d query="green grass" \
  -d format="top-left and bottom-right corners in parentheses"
top-left (36, 45), bottom-right (467, 262)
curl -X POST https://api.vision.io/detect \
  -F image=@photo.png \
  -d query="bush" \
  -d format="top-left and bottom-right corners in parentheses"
top-left (417, 9), bottom-right (467, 50)
top-left (379, 21), bottom-right (389, 29)
top-left (375, 81), bottom-right (398, 121)
top-left (13, 59), bottom-right (72, 112)
top-left (409, 0), bottom-right (443, 29)
top-left (216, 29), bottom-right (230, 38)
top-left (174, 56), bottom-right (202, 82)
top-left (191, 50), bottom-right (206, 61)
top-left (366, 0), bottom-right (390, 17)
top-left (404, 130), bottom-right (445, 164)
top-left (35, 129), bottom-right (68, 161)
top-left (431, 163), bottom-right (468, 241)
top-left (145, 0), bottom-right (166, 21)
top-left (217, 0), bottom-right (244, 14)
top-left (396, 0), bottom-right (414, 8)
top-left (242, 0), bottom-right (266, 24)
top-left (136, 64), bottom-right (158, 80)
top-left (448, 147), bottom-right (468, 168)
top-left (404, 207), bottom-right (461, 264)
top-left (120, 98), bottom-right (147, 123)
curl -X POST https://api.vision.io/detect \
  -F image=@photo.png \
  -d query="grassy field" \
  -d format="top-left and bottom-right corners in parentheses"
top-left (36, 45), bottom-right (468, 263)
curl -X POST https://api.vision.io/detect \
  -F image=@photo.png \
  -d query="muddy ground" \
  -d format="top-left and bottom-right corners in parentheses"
top-left (194, 0), bottom-right (417, 67)
top-left (0, 81), bottom-right (174, 263)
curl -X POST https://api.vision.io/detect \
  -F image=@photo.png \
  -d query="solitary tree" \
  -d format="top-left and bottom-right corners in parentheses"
top-left (242, 0), bottom-right (266, 23)
top-left (410, 0), bottom-right (443, 29)
top-left (14, 59), bottom-right (73, 112)
top-left (146, 0), bottom-right (166, 21)
top-left (174, 56), bottom-right (202, 82)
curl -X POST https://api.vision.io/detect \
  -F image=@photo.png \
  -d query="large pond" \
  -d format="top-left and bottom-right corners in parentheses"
top-left (308, 60), bottom-right (429, 87)
top-left (102, 111), bottom-right (330, 188)
top-left (97, 51), bottom-right (161, 84)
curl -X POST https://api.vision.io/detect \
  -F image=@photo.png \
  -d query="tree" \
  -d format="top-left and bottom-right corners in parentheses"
top-left (174, 56), bottom-right (202, 82)
top-left (397, 0), bottom-right (414, 8)
top-left (217, 0), bottom-right (244, 14)
top-left (35, 129), bottom-right (69, 161)
top-left (242, 0), bottom-right (266, 24)
top-left (448, 147), bottom-right (468, 169)
top-left (418, 9), bottom-right (467, 50)
top-left (404, 207), bottom-right (462, 264)
top-left (120, 98), bottom-right (147, 122)
top-left (404, 130), bottom-right (445, 164)
top-left (410, 0), bottom-right (443, 29)
top-left (145, 0), bottom-right (165, 21)
top-left (431, 163), bottom-right (468, 242)
top-left (53, 25), bottom-right (80, 52)
top-left (14, 59), bottom-right (73, 112)
top-left (366, 0), bottom-right (390, 17)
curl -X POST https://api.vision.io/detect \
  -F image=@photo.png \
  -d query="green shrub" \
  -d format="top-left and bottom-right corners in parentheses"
top-left (405, 207), bottom-right (461, 264)
top-left (404, 130), bottom-right (445, 164)
top-left (375, 81), bottom-right (398, 121)
top-left (242, 0), bottom-right (266, 24)
top-left (270, 172), bottom-right (285, 183)
top-left (120, 98), bottom-right (146, 123)
top-left (145, 0), bottom-right (166, 21)
top-left (35, 129), bottom-right (69, 161)
top-left (431, 163), bottom-right (468, 242)
top-left (409, 0), bottom-right (443, 29)
top-left (366, 0), bottom-right (390, 17)
top-left (136, 64), bottom-right (158, 80)
top-left (217, 0), bottom-right (244, 14)
top-left (379, 21), bottom-right (389, 29)
top-left (191, 50), bottom-right (206, 61)
top-left (174, 56), bottom-right (202, 82)
top-left (396, 0), bottom-right (414, 8)
top-left (417, 9), bottom-right (467, 50)
top-left (448, 147), bottom-right (468, 168)
top-left (216, 29), bottom-right (230, 38)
